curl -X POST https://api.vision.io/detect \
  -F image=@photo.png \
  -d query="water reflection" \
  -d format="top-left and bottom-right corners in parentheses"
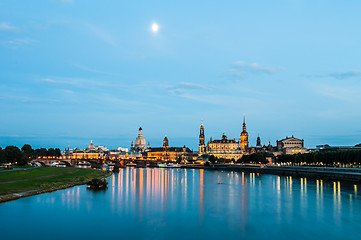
top-left (2, 168), bottom-right (361, 240)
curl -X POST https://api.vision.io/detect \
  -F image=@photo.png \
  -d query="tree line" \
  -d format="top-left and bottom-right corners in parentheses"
top-left (275, 149), bottom-right (361, 166)
top-left (237, 151), bottom-right (272, 164)
top-left (236, 148), bottom-right (361, 166)
top-left (0, 144), bottom-right (61, 166)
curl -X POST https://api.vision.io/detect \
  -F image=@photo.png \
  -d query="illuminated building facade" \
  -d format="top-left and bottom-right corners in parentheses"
top-left (240, 115), bottom-right (249, 151)
top-left (277, 136), bottom-right (307, 155)
top-left (147, 136), bottom-right (193, 162)
top-left (130, 126), bottom-right (147, 153)
top-left (198, 117), bottom-right (248, 160)
top-left (199, 121), bottom-right (205, 154)
top-left (206, 133), bottom-right (243, 160)
top-left (71, 140), bottom-right (105, 159)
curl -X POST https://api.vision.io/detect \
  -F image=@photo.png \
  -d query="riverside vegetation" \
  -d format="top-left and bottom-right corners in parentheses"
top-left (0, 167), bottom-right (112, 203)
top-left (0, 144), bottom-right (61, 166)
top-left (236, 148), bottom-right (361, 166)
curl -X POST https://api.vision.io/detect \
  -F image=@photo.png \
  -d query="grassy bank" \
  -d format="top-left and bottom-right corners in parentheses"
top-left (0, 167), bottom-right (112, 203)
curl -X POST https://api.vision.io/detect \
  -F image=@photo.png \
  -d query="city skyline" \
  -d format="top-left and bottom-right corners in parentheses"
top-left (1, 0), bottom-right (361, 150)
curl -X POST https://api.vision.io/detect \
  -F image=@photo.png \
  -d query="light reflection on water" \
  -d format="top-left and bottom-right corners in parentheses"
top-left (1, 168), bottom-right (361, 240)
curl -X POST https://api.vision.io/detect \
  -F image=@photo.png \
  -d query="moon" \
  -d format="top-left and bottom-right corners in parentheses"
top-left (151, 23), bottom-right (159, 33)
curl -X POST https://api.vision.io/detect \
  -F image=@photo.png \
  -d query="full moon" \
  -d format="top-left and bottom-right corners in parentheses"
top-left (151, 23), bottom-right (159, 33)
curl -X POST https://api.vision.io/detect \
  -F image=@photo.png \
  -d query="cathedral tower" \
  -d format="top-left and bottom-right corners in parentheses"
top-left (163, 135), bottom-right (169, 149)
top-left (240, 114), bottom-right (249, 152)
top-left (256, 133), bottom-right (261, 147)
top-left (199, 120), bottom-right (205, 154)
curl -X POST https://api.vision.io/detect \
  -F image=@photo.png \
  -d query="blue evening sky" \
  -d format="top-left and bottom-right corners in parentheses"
top-left (1, 0), bottom-right (361, 150)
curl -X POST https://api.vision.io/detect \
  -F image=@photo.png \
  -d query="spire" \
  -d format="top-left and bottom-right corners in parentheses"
top-left (163, 135), bottom-right (169, 148)
top-left (256, 133), bottom-right (261, 147)
top-left (240, 113), bottom-right (249, 151)
top-left (222, 132), bottom-right (227, 140)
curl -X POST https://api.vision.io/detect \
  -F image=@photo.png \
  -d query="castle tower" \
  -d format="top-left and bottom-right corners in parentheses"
top-left (256, 133), bottom-right (261, 147)
top-left (163, 135), bottom-right (169, 149)
top-left (199, 120), bottom-right (205, 154)
top-left (240, 114), bottom-right (249, 152)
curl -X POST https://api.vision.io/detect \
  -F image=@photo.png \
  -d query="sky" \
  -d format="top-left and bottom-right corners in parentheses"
top-left (1, 0), bottom-right (361, 151)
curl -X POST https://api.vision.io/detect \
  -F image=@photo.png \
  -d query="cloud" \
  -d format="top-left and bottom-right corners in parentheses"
top-left (309, 82), bottom-right (361, 103)
top-left (230, 61), bottom-right (275, 77)
top-left (2, 38), bottom-right (36, 49)
top-left (40, 77), bottom-right (127, 89)
top-left (40, 78), bottom-right (76, 85)
top-left (177, 82), bottom-right (212, 90)
top-left (0, 22), bottom-right (19, 32)
top-left (327, 71), bottom-right (361, 80)
top-left (305, 71), bottom-right (361, 80)
top-left (0, 93), bottom-right (60, 104)
top-left (72, 63), bottom-right (120, 76)
top-left (165, 82), bottom-right (212, 96)
top-left (85, 23), bottom-right (120, 49)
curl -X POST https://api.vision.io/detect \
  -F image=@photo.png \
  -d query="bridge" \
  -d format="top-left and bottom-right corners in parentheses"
top-left (30, 158), bottom-right (164, 168)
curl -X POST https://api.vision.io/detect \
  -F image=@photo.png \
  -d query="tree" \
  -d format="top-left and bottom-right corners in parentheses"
top-left (21, 144), bottom-right (35, 159)
top-left (48, 148), bottom-right (56, 156)
top-left (0, 149), bottom-right (7, 163)
top-left (209, 155), bottom-right (219, 164)
top-left (55, 148), bottom-right (61, 157)
top-left (4, 146), bottom-right (26, 165)
top-left (176, 155), bottom-right (182, 164)
top-left (35, 148), bottom-right (48, 157)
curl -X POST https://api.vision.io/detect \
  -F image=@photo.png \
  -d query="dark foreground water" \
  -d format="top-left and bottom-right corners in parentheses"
top-left (1, 168), bottom-right (361, 240)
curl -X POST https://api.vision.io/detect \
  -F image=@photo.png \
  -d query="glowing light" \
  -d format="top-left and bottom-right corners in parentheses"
top-left (151, 23), bottom-right (159, 33)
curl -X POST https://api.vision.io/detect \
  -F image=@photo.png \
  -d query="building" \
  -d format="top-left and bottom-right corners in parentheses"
top-left (240, 115), bottom-right (249, 151)
top-left (205, 132), bottom-right (243, 160)
top-left (198, 117), bottom-right (248, 161)
top-left (277, 136), bottom-right (307, 155)
top-left (316, 144), bottom-right (361, 151)
top-left (256, 134), bottom-right (261, 147)
top-left (199, 120), bottom-right (205, 154)
top-left (71, 140), bottom-right (105, 159)
top-left (130, 126), bottom-right (147, 153)
top-left (147, 136), bottom-right (193, 162)
top-left (277, 136), bottom-right (304, 150)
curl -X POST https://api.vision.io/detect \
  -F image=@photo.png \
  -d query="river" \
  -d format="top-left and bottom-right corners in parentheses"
top-left (1, 168), bottom-right (361, 240)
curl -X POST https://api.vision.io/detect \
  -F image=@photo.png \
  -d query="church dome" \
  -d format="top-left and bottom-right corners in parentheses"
top-left (135, 135), bottom-right (146, 146)
top-left (87, 140), bottom-right (95, 150)
top-left (132, 126), bottom-right (146, 152)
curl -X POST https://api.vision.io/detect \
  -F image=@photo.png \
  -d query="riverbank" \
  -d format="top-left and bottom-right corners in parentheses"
top-left (183, 164), bottom-right (361, 182)
top-left (0, 167), bottom-right (112, 203)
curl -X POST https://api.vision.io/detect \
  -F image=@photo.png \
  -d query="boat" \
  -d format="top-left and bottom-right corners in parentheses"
top-left (126, 163), bottom-right (137, 167)
top-left (158, 163), bottom-right (167, 168)
top-left (158, 163), bottom-right (181, 168)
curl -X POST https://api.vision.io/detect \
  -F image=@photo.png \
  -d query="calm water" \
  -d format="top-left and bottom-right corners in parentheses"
top-left (1, 168), bottom-right (361, 240)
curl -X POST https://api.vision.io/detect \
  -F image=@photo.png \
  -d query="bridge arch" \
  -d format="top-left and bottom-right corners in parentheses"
top-left (32, 161), bottom-right (47, 167)
top-left (58, 161), bottom-right (71, 167)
